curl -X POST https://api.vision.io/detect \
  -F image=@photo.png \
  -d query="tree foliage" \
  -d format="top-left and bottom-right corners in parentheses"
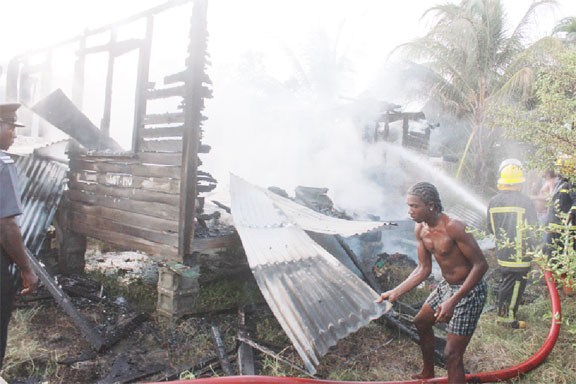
top-left (492, 48), bottom-right (576, 175)
top-left (393, 0), bottom-right (556, 191)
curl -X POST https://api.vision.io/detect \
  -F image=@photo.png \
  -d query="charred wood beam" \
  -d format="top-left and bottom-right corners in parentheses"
top-left (57, 351), bottom-right (97, 366)
top-left (79, 38), bottom-right (143, 57)
top-left (140, 125), bottom-right (184, 138)
top-left (31, 89), bottom-right (123, 151)
top-left (164, 70), bottom-right (211, 86)
top-left (383, 312), bottom-right (445, 368)
top-left (178, 0), bottom-right (209, 258)
top-left (211, 326), bottom-right (234, 376)
top-left (145, 85), bottom-right (186, 99)
top-left (144, 112), bottom-right (184, 125)
top-left (24, 247), bottom-right (106, 351)
top-left (102, 313), bottom-right (148, 350)
top-left (101, 28), bottom-right (117, 137)
top-left (133, 15), bottom-right (154, 153)
top-left (237, 307), bottom-right (255, 375)
top-left (14, 0), bottom-right (193, 59)
top-left (72, 36), bottom-right (86, 108)
top-left (334, 234), bottom-right (382, 292)
top-left (236, 336), bottom-right (317, 379)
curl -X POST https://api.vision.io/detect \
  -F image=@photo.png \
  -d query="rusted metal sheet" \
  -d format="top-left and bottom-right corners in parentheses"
top-left (230, 175), bottom-right (392, 374)
top-left (31, 89), bottom-right (123, 152)
top-left (15, 153), bottom-right (68, 254)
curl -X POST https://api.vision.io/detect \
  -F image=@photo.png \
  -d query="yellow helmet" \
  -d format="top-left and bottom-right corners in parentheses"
top-left (556, 154), bottom-right (576, 176)
top-left (498, 164), bottom-right (525, 188)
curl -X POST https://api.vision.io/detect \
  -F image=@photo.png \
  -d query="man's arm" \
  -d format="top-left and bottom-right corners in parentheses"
top-left (435, 220), bottom-right (488, 322)
top-left (377, 224), bottom-right (432, 303)
top-left (0, 216), bottom-right (38, 294)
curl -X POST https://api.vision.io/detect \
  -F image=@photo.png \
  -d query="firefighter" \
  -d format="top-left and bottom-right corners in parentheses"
top-left (487, 159), bottom-right (537, 329)
top-left (543, 154), bottom-right (576, 294)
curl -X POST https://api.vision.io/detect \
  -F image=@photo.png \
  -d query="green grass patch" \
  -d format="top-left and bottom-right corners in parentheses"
top-left (86, 269), bottom-right (157, 313)
top-left (197, 277), bottom-right (264, 312)
top-left (3, 307), bottom-right (59, 380)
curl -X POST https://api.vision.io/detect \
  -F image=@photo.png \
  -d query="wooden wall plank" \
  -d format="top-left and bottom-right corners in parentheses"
top-left (71, 219), bottom-right (179, 259)
top-left (137, 152), bottom-right (182, 166)
top-left (140, 125), bottom-right (184, 138)
top-left (69, 201), bottom-right (178, 233)
top-left (144, 112), bottom-right (184, 125)
top-left (139, 138), bottom-right (182, 152)
top-left (69, 158), bottom-right (181, 179)
top-left (145, 85), bottom-right (185, 99)
top-left (69, 178), bottom-right (180, 206)
top-left (68, 190), bottom-right (179, 220)
top-left (71, 171), bottom-right (181, 194)
top-left (71, 210), bottom-right (178, 247)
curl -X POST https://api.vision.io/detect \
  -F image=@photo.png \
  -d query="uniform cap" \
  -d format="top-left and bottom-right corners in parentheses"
top-left (0, 103), bottom-right (25, 127)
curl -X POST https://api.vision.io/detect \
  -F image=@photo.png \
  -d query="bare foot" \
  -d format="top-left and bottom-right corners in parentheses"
top-left (411, 371), bottom-right (435, 380)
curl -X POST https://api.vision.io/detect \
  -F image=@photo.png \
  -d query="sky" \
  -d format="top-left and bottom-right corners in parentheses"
top-left (2, 0), bottom-right (576, 219)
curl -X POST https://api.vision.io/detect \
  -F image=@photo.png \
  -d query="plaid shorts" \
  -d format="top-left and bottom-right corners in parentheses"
top-left (426, 279), bottom-right (487, 336)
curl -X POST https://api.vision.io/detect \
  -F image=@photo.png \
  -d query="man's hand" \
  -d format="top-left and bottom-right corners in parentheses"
top-left (434, 300), bottom-right (456, 323)
top-left (20, 268), bottom-right (38, 295)
top-left (376, 290), bottom-right (398, 304)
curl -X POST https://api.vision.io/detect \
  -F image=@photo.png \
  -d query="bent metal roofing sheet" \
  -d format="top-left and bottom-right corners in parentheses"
top-left (230, 174), bottom-right (392, 374)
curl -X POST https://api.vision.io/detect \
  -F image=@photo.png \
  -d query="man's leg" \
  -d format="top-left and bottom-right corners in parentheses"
top-left (444, 333), bottom-right (472, 384)
top-left (498, 271), bottom-right (526, 326)
top-left (412, 302), bottom-right (437, 379)
top-left (0, 255), bottom-right (15, 373)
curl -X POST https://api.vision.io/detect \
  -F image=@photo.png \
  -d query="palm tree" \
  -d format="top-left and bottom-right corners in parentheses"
top-left (553, 16), bottom-right (576, 45)
top-left (393, 0), bottom-right (556, 191)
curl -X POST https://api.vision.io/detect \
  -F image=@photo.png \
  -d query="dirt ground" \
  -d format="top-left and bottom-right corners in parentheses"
top-left (3, 247), bottom-right (575, 384)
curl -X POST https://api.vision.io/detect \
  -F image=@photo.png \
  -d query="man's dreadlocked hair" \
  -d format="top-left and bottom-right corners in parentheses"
top-left (407, 182), bottom-right (443, 213)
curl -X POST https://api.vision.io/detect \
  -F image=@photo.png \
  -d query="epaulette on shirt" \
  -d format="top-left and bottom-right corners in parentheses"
top-left (0, 154), bottom-right (15, 164)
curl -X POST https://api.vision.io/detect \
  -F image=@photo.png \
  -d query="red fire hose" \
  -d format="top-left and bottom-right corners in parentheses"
top-left (146, 270), bottom-right (561, 384)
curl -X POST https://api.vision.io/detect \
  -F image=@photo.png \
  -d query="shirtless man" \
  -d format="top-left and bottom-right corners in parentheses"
top-left (377, 182), bottom-right (488, 384)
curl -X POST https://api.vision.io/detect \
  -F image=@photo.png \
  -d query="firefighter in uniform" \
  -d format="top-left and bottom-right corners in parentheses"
top-left (0, 103), bottom-right (38, 372)
top-left (487, 159), bottom-right (537, 329)
top-left (544, 154), bottom-right (576, 293)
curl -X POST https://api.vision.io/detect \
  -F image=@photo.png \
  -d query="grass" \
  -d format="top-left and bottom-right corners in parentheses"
top-left (197, 277), bottom-right (264, 312)
top-left (3, 307), bottom-right (60, 380)
top-left (86, 269), bottom-right (157, 313)
top-left (5, 244), bottom-right (576, 383)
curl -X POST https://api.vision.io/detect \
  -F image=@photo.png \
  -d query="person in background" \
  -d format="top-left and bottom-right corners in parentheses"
top-left (377, 182), bottom-right (488, 384)
top-left (487, 159), bottom-right (537, 329)
top-left (0, 103), bottom-right (39, 372)
top-left (531, 170), bottom-right (555, 225)
top-left (544, 154), bottom-right (576, 295)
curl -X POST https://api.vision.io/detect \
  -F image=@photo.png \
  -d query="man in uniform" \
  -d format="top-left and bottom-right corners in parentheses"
top-left (377, 182), bottom-right (488, 384)
top-left (0, 103), bottom-right (39, 372)
top-left (544, 154), bottom-right (576, 294)
top-left (487, 159), bottom-right (537, 329)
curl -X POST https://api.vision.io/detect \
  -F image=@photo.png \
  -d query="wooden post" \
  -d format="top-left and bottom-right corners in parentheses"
top-left (72, 36), bottom-right (86, 109)
top-left (132, 16), bottom-right (154, 153)
top-left (178, 0), bottom-right (208, 259)
top-left (101, 28), bottom-right (117, 138)
top-left (6, 59), bottom-right (20, 102)
top-left (39, 50), bottom-right (53, 137)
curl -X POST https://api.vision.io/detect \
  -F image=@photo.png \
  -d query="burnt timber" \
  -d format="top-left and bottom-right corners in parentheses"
top-left (6, 0), bottom-right (220, 262)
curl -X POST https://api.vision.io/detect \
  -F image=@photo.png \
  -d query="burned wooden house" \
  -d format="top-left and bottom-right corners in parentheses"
top-left (367, 101), bottom-right (434, 153)
top-left (3, 0), bottom-right (235, 316)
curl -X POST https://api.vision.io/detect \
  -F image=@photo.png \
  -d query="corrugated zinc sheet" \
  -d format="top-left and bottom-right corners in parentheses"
top-left (230, 175), bottom-right (391, 374)
top-left (15, 153), bottom-right (68, 254)
top-left (267, 189), bottom-right (391, 236)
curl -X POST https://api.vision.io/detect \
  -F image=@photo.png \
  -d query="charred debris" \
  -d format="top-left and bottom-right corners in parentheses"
top-left (3, 0), bottom-right (447, 380)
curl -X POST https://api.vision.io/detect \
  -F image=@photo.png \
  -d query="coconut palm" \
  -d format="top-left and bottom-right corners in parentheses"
top-left (553, 16), bottom-right (576, 45)
top-left (393, 0), bottom-right (556, 191)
